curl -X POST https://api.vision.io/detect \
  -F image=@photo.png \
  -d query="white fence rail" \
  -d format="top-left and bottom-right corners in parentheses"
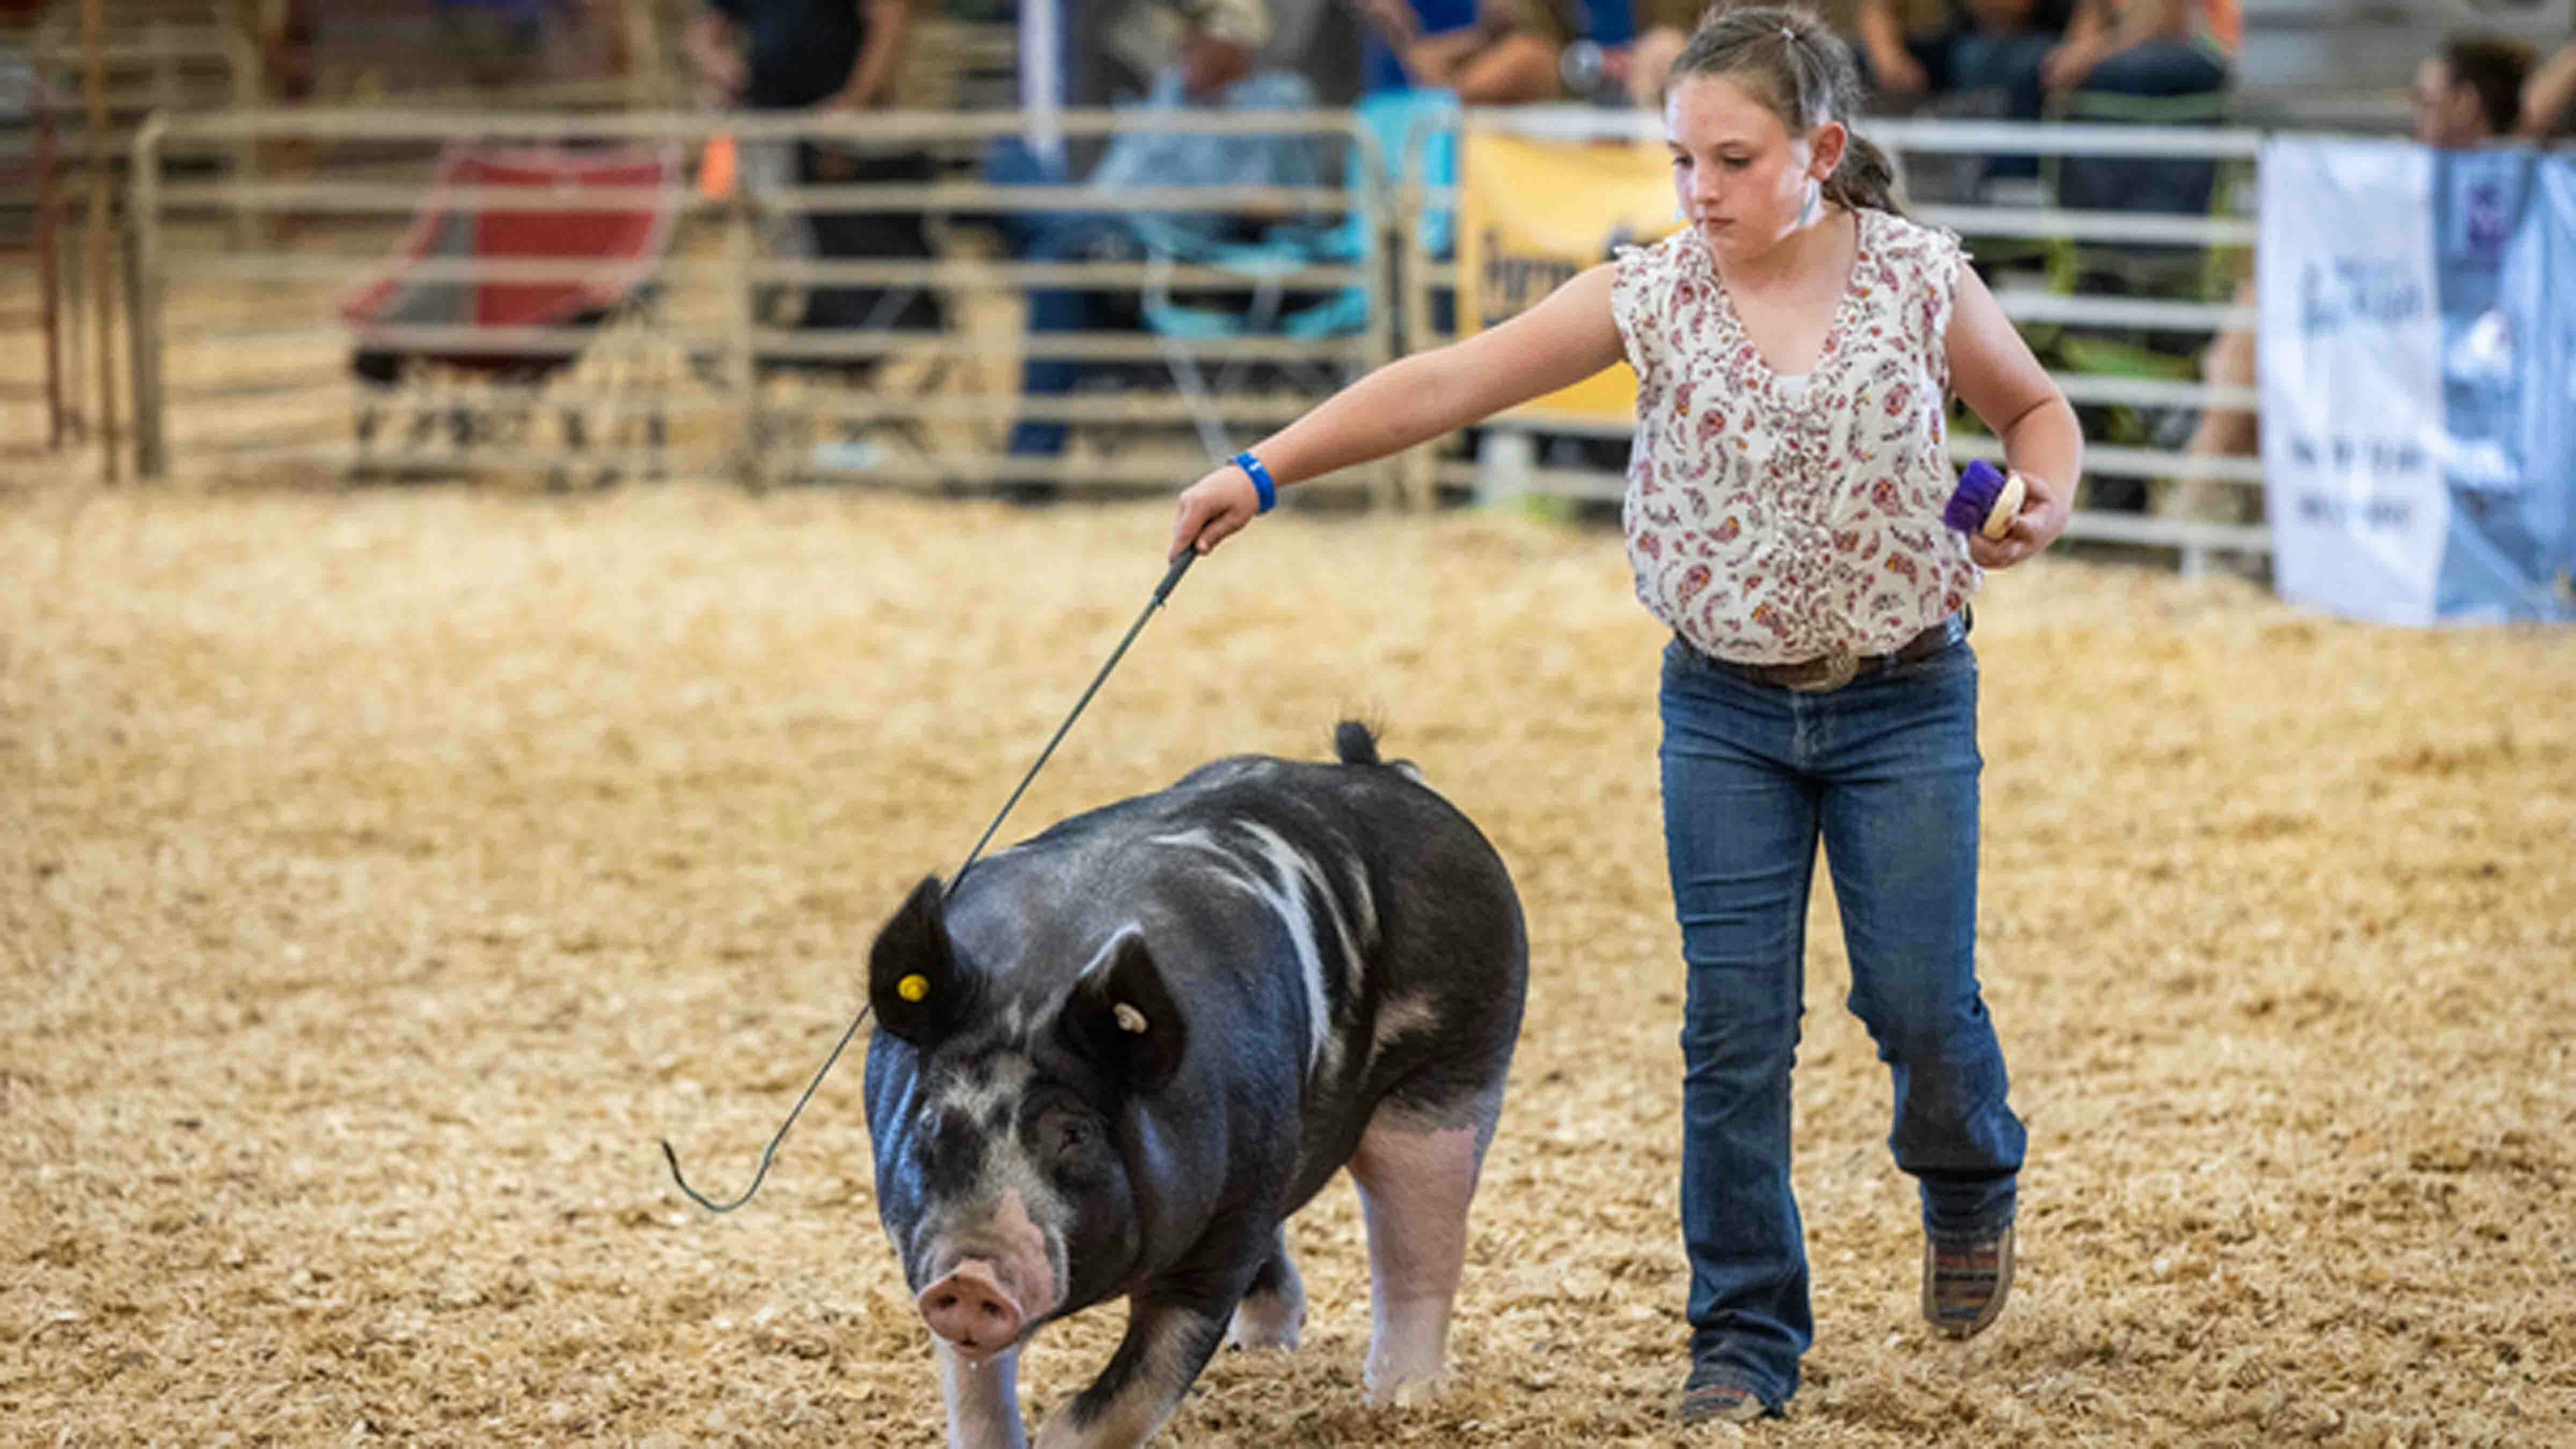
top-left (127, 105), bottom-right (2275, 567)
top-left (128, 105), bottom-right (1393, 495)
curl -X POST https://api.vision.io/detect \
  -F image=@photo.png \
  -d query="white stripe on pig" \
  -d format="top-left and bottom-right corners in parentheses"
top-left (1234, 821), bottom-right (1359, 1075)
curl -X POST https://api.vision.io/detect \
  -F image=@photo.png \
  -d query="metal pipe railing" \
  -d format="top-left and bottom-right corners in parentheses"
top-left (124, 103), bottom-right (2297, 569)
top-left (127, 105), bottom-right (1392, 499)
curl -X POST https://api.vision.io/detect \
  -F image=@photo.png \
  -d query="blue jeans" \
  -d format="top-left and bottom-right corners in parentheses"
top-left (983, 139), bottom-right (1126, 462)
top-left (1947, 31), bottom-right (2057, 123)
top-left (1658, 626), bottom-right (2025, 1410)
top-left (1944, 31), bottom-right (2058, 179)
top-left (1004, 214), bottom-right (1143, 459)
top-left (2082, 38), bottom-right (2229, 99)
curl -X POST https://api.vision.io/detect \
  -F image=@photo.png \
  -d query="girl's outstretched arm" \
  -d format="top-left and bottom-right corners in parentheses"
top-left (1170, 262), bottom-right (1626, 557)
top-left (1946, 261), bottom-right (2083, 569)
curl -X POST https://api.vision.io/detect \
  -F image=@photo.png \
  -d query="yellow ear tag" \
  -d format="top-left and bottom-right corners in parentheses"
top-left (897, 974), bottom-right (930, 1002)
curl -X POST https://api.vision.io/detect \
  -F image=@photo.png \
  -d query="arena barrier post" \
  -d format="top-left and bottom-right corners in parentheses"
top-left (127, 112), bottom-right (167, 481)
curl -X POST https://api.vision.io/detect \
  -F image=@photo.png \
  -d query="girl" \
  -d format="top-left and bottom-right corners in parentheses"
top-left (1169, 4), bottom-right (2079, 1422)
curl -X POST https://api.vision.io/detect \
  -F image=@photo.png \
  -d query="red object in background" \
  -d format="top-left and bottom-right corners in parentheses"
top-left (341, 143), bottom-right (682, 376)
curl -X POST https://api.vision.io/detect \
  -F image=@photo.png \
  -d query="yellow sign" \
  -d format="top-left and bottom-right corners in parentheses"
top-left (1456, 130), bottom-right (1684, 422)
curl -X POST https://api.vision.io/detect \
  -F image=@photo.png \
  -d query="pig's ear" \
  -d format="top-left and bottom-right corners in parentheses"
top-left (1063, 931), bottom-right (1187, 1095)
top-left (868, 875), bottom-right (974, 1045)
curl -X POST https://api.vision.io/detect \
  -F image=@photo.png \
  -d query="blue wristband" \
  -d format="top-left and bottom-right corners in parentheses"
top-left (1231, 451), bottom-right (1277, 514)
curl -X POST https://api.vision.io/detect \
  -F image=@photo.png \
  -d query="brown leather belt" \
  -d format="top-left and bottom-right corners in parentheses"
top-left (1677, 612), bottom-right (1966, 693)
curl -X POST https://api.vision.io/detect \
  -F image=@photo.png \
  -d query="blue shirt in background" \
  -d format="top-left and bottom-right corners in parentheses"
top-left (1089, 69), bottom-right (1328, 258)
top-left (1362, 0), bottom-right (1477, 94)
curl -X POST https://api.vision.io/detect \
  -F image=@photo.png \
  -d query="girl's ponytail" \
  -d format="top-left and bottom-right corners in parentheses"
top-left (1825, 131), bottom-right (1901, 216)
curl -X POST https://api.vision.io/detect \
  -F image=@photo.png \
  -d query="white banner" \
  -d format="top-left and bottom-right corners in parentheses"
top-left (2258, 139), bottom-right (2450, 625)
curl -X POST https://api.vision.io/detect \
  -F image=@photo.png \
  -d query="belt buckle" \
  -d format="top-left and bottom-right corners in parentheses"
top-left (1789, 648), bottom-right (1858, 693)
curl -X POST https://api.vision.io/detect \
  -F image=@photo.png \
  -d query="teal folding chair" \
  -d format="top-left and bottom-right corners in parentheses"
top-left (1140, 89), bottom-right (1458, 457)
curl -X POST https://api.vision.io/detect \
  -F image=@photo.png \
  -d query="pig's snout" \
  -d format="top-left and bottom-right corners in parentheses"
top-left (917, 1259), bottom-right (1026, 1353)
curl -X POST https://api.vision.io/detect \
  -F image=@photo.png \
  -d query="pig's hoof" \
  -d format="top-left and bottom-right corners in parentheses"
top-left (1223, 1293), bottom-right (1303, 1352)
top-left (1368, 1373), bottom-right (1448, 1409)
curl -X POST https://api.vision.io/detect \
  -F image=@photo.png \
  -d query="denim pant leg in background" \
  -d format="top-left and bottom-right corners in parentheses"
top-left (1946, 30), bottom-right (2056, 124)
top-left (1005, 215), bottom-right (1138, 459)
top-left (1659, 634), bottom-right (2023, 1408)
top-left (1944, 30), bottom-right (2059, 179)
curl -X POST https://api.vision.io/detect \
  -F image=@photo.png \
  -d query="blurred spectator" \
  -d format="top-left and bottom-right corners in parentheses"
top-left (1855, 0), bottom-right (2069, 121)
top-left (996, 0), bottom-right (1284, 199)
top-left (689, 0), bottom-right (943, 339)
top-left (2416, 34), bottom-right (2539, 150)
top-left (1082, 0), bottom-right (1274, 104)
top-left (269, 0), bottom-right (622, 101)
top-left (1263, 0), bottom-right (1370, 106)
top-left (1552, 0), bottom-right (1648, 106)
top-left (2519, 38), bottom-right (2576, 140)
top-left (1623, 7), bottom-right (1690, 107)
top-left (1000, 28), bottom-right (1331, 469)
top-left (2040, 0), bottom-right (2234, 105)
top-left (687, 0), bottom-right (914, 114)
top-left (2040, 1), bottom-right (2238, 232)
top-left (434, 0), bottom-right (551, 91)
top-left (1621, 0), bottom-right (1883, 108)
top-left (1358, 0), bottom-right (1477, 94)
top-left (1027, 0), bottom-right (1271, 178)
top-left (1351, 0), bottom-right (1572, 104)
top-left (2176, 35), bottom-right (2534, 501)
top-left (1838, 2), bottom-right (2070, 196)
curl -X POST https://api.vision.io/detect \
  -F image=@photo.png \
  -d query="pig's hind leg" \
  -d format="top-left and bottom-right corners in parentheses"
top-left (1346, 1091), bottom-right (1502, 1406)
top-left (1223, 1227), bottom-right (1306, 1352)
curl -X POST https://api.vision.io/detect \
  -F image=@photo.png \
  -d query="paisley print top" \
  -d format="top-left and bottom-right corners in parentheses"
top-left (1611, 207), bottom-right (1979, 665)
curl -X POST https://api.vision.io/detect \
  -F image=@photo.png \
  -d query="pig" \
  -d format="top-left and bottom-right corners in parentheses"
top-left (860, 721), bottom-right (1528, 1449)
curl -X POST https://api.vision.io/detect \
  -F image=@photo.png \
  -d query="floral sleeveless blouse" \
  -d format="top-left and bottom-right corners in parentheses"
top-left (1611, 207), bottom-right (1979, 667)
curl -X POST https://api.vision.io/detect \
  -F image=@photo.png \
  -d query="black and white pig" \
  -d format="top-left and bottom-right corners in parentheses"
top-left (860, 722), bottom-right (1527, 1448)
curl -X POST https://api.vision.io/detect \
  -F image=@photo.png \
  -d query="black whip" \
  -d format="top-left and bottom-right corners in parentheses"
top-left (660, 549), bottom-right (1199, 1213)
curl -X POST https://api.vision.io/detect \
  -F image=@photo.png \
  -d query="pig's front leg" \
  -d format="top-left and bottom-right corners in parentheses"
top-left (938, 1340), bottom-right (1028, 1449)
top-left (1031, 1291), bottom-right (1232, 1449)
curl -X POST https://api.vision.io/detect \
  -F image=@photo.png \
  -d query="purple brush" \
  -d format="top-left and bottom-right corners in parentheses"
top-left (1943, 459), bottom-right (2025, 540)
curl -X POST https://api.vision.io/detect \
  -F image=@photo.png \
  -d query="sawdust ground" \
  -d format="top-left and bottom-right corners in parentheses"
top-left (4, 486), bottom-right (2572, 1447)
